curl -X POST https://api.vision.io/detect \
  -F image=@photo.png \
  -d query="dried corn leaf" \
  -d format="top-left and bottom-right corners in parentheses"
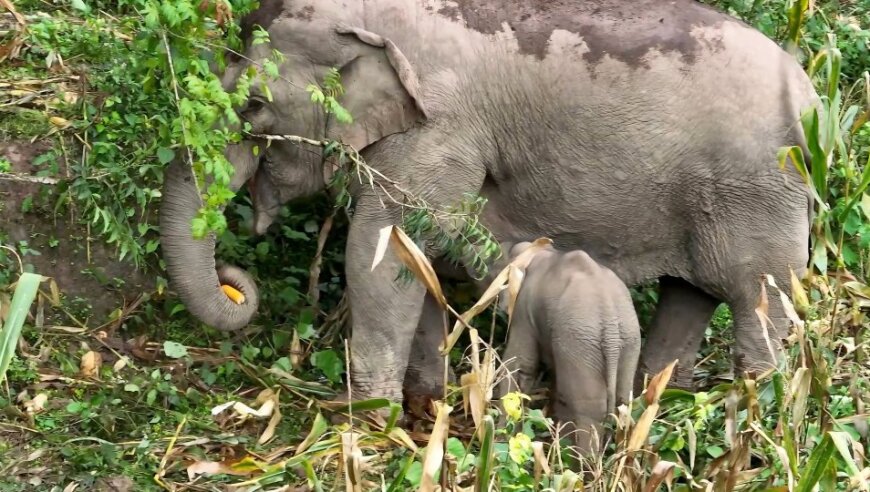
top-left (420, 401), bottom-right (452, 492)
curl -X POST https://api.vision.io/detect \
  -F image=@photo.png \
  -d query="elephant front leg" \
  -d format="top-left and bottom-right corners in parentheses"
top-left (404, 292), bottom-right (455, 400)
top-left (345, 200), bottom-right (427, 403)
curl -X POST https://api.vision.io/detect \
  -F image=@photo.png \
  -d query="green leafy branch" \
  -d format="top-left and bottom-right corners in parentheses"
top-left (306, 68), bottom-right (354, 125)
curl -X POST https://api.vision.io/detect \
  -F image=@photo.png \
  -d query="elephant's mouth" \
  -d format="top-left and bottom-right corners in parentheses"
top-left (246, 153), bottom-right (284, 236)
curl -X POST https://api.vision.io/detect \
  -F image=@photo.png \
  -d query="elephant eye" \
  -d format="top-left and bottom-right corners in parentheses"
top-left (242, 97), bottom-right (267, 115)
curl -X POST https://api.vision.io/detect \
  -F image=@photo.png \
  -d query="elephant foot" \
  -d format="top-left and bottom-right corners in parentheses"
top-left (634, 361), bottom-right (695, 394)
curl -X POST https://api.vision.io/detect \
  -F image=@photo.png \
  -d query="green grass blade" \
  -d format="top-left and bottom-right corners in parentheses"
top-left (838, 155), bottom-right (870, 221)
top-left (0, 272), bottom-right (43, 383)
top-left (785, 0), bottom-right (808, 52)
top-left (475, 415), bottom-right (495, 492)
top-left (796, 433), bottom-right (836, 492)
top-left (300, 458), bottom-right (324, 492)
top-left (829, 432), bottom-right (869, 491)
top-left (295, 412), bottom-right (329, 456)
top-left (328, 397), bottom-right (392, 415)
top-left (386, 454), bottom-right (416, 492)
top-left (385, 401), bottom-right (403, 432)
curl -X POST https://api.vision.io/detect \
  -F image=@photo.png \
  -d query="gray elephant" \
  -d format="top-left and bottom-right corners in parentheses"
top-left (496, 242), bottom-right (640, 454)
top-left (159, 0), bottom-right (817, 405)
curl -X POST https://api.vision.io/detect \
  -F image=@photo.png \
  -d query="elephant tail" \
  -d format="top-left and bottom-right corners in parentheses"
top-left (603, 332), bottom-right (620, 413)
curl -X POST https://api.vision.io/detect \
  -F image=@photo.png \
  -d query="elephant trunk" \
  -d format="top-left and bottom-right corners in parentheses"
top-left (160, 160), bottom-right (259, 331)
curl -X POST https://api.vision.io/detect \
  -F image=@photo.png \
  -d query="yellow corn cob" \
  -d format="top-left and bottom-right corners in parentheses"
top-left (221, 284), bottom-right (246, 305)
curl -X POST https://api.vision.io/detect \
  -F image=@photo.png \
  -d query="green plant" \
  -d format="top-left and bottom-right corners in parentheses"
top-left (0, 272), bottom-right (43, 384)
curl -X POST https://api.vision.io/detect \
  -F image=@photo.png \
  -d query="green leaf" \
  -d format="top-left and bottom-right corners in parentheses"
top-left (191, 216), bottom-right (208, 239)
top-left (163, 341), bottom-right (188, 359)
top-left (447, 437), bottom-right (466, 461)
top-left (404, 461), bottom-right (423, 488)
top-left (389, 455), bottom-right (417, 492)
top-left (476, 416), bottom-right (495, 491)
top-left (328, 397), bottom-right (391, 414)
top-left (296, 413), bottom-right (329, 455)
top-left (0, 273), bottom-right (43, 383)
top-left (310, 350), bottom-right (343, 383)
top-left (71, 0), bottom-right (92, 14)
top-left (157, 147), bottom-right (175, 165)
top-left (124, 384), bottom-right (140, 393)
top-left (705, 445), bottom-right (725, 458)
top-left (796, 433), bottom-right (837, 492)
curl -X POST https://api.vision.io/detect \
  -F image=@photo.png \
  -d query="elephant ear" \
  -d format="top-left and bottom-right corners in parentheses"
top-left (331, 25), bottom-right (427, 151)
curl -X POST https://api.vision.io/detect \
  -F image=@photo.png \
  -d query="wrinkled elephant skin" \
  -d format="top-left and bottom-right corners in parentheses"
top-left (159, 0), bottom-right (817, 403)
top-left (497, 243), bottom-right (641, 455)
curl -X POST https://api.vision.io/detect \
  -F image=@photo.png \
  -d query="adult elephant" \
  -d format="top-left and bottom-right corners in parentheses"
top-left (160, 0), bottom-right (817, 401)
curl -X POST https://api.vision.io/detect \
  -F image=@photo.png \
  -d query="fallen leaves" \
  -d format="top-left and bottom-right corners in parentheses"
top-left (79, 350), bottom-right (102, 378)
top-left (0, 0), bottom-right (26, 63)
top-left (211, 388), bottom-right (282, 445)
top-left (186, 457), bottom-right (260, 480)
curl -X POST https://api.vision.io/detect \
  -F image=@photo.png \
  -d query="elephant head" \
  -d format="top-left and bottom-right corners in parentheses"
top-left (159, 1), bottom-right (427, 331)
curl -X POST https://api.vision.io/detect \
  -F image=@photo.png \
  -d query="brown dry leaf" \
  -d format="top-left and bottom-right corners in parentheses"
top-left (372, 225), bottom-right (447, 309)
top-left (642, 460), bottom-right (676, 492)
top-left (0, 0), bottom-right (26, 62)
top-left (724, 387), bottom-right (740, 448)
top-left (790, 367), bottom-right (812, 432)
top-left (79, 351), bottom-right (102, 378)
top-left (420, 401), bottom-right (453, 492)
top-left (441, 237), bottom-right (553, 354)
top-left (258, 390), bottom-right (282, 445)
top-left (24, 393), bottom-right (48, 414)
top-left (627, 402), bottom-right (658, 452)
top-left (112, 357), bottom-right (128, 372)
top-left (686, 418), bottom-right (697, 471)
top-left (47, 278), bottom-right (61, 306)
top-left (505, 264), bottom-right (525, 324)
top-left (186, 459), bottom-right (254, 480)
top-left (750, 422), bottom-right (794, 490)
top-left (644, 359), bottom-right (678, 406)
top-left (289, 329), bottom-right (302, 369)
top-left (532, 441), bottom-right (550, 482)
top-left (49, 116), bottom-right (70, 129)
top-left (341, 431), bottom-right (363, 492)
top-left (754, 277), bottom-right (779, 367)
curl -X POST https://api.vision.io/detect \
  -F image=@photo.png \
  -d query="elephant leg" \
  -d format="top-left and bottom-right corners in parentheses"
top-left (496, 310), bottom-right (540, 399)
top-left (552, 339), bottom-right (608, 456)
top-left (344, 142), bottom-right (486, 403)
top-left (403, 292), bottom-right (454, 400)
top-left (345, 198), bottom-right (427, 403)
top-left (636, 276), bottom-right (722, 392)
top-left (725, 267), bottom-right (798, 378)
top-left (691, 184), bottom-right (809, 379)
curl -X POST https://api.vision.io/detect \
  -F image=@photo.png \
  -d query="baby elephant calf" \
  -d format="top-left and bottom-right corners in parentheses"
top-left (498, 242), bottom-right (641, 454)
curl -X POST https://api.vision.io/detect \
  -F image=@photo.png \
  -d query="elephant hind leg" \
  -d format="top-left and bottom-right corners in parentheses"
top-left (550, 337), bottom-right (609, 457)
top-left (688, 183), bottom-right (810, 380)
top-left (636, 276), bottom-right (721, 393)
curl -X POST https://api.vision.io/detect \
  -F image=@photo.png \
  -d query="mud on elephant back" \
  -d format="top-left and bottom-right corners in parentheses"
top-left (159, 0), bottom-right (816, 410)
